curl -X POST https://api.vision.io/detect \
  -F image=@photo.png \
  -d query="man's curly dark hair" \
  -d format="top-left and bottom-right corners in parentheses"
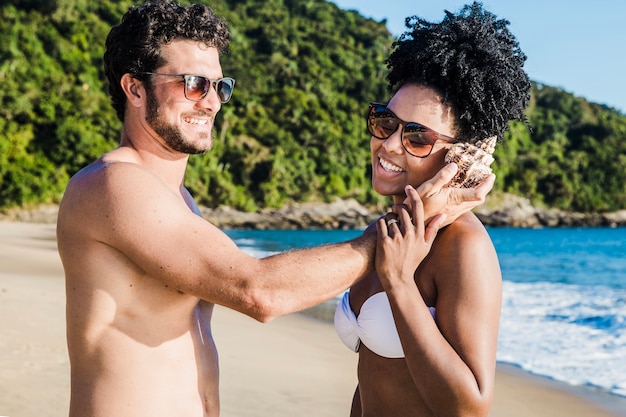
top-left (386, 2), bottom-right (531, 143)
top-left (104, 1), bottom-right (231, 121)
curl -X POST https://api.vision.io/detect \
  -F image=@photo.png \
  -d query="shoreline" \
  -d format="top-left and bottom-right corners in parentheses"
top-left (3, 196), bottom-right (626, 229)
top-left (1, 221), bottom-right (625, 417)
top-left (299, 299), bottom-right (626, 416)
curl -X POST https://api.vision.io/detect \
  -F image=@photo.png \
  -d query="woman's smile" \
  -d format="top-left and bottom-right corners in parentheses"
top-left (378, 156), bottom-right (405, 173)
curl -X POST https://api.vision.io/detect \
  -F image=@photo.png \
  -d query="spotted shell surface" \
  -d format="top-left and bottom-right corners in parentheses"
top-left (444, 136), bottom-right (497, 188)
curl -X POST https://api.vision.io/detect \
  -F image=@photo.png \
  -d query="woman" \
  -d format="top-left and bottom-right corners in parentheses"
top-left (334, 3), bottom-right (530, 416)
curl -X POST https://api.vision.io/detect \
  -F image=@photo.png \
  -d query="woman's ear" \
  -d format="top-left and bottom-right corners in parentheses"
top-left (121, 73), bottom-right (144, 107)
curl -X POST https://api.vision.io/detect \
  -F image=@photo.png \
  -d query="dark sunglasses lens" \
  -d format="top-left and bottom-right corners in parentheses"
top-left (185, 76), bottom-right (210, 100)
top-left (368, 108), bottom-right (399, 139)
top-left (217, 79), bottom-right (234, 103)
top-left (403, 124), bottom-right (436, 156)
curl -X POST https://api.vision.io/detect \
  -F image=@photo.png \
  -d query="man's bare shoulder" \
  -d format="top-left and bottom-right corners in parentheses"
top-left (57, 157), bottom-right (184, 249)
top-left (62, 156), bottom-right (170, 211)
top-left (65, 158), bottom-right (159, 197)
top-left (57, 154), bottom-right (246, 278)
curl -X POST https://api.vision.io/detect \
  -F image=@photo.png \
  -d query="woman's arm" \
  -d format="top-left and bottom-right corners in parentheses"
top-left (376, 189), bottom-right (501, 417)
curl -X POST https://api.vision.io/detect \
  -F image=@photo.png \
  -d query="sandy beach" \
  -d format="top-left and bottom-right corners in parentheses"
top-left (1, 221), bottom-right (625, 417)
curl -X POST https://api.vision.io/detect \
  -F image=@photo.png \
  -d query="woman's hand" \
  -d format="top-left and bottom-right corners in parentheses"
top-left (375, 188), bottom-right (446, 291)
top-left (404, 163), bottom-right (495, 227)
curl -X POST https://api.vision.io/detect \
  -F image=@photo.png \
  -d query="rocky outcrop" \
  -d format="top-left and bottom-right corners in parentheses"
top-left (200, 199), bottom-right (380, 230)
top-left (474, 194), bottom-right (626, 228)
top-left (2, 195), bottom-right (626, 228)
top-left (201, 194), bottom-right (626, 229)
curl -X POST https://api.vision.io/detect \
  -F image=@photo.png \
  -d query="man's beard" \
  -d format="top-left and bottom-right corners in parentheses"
top-left (145, 88), bottom-right (213, 155)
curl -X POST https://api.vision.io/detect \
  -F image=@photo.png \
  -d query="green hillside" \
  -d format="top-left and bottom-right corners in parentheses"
top-left (1, 0), bottom-right (625, 213)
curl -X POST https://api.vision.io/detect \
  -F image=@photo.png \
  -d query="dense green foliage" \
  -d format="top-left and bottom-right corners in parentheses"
top-left (495, 84), bottom-right (626, 212)
top-left (1, 0), bottom-right (625, 213)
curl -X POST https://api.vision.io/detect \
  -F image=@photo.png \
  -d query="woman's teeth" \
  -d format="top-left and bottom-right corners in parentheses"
top-left (379, 157), bottom-right (404, 172)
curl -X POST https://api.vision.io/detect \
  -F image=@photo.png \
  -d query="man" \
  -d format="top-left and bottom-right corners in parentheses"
top-left (56, 2), bottom-right (493, 417)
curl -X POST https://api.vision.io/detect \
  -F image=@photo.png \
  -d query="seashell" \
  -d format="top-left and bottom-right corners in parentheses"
top-left (444, 136), bottom-right (497, 188)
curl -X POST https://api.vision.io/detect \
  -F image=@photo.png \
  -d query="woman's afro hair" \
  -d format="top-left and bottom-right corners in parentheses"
top-left (386, 2), bottom-right (531, 142)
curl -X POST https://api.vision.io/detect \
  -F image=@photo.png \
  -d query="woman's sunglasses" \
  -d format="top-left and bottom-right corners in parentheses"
top-left (141, 72), bottom-right (236, 103)
top-left (367, 102), bottom-right (456, 157)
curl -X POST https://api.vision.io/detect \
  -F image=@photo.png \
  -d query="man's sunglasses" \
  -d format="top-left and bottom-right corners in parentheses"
top-left (367, 102), bottom-right (456, 158)
top-left (141, 72), bottom-right (236, 103)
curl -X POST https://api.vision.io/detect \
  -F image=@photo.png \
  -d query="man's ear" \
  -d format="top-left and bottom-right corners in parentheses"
top-left (121, 73), bottom-right (144, 107)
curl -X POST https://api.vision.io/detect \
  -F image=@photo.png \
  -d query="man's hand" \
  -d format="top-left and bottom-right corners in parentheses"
top-left (399, 163), bottom-right (495, 227)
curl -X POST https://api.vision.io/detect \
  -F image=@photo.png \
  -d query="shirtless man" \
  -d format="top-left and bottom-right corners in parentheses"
top-left (56, 3), bottom-right (494, 417)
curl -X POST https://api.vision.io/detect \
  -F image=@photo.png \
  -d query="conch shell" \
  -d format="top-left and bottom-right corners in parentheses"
top-left (444, 136), bottom-right (497, 188)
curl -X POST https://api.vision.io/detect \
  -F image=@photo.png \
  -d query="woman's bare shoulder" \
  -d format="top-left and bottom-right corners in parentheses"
top-left (436, 213), bottom-right (492, 249)
top-left (428, 212), bottom-right (500, 286)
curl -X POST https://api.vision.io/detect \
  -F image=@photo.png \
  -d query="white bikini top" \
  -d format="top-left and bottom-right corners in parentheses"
top-left (334, 291), bottom-right (435, 358)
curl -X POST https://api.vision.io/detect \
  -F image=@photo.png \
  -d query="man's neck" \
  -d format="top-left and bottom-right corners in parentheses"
top-left (115, 130), bottom-right (190, 191)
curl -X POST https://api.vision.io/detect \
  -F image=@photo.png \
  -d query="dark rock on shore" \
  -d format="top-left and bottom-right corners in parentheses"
top-left (474, 194), bottom-right (626, 228)
top-left (200, 199), bottom-right (380, 230)
top-left (202, 194), bottom-right (626, 229)
top-left (2, 194), bottom-right (625, 228)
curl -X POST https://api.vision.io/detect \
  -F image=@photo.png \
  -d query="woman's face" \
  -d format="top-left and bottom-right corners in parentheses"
top-left (370, 83), bottom-right (457, 202)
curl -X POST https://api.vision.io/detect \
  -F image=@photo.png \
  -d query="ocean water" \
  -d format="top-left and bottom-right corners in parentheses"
top-left (224, 227), bottom-right (626, 398)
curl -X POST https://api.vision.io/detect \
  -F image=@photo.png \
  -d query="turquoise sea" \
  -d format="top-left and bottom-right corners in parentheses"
top-left (225, 227), bottom-right (626, 398)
